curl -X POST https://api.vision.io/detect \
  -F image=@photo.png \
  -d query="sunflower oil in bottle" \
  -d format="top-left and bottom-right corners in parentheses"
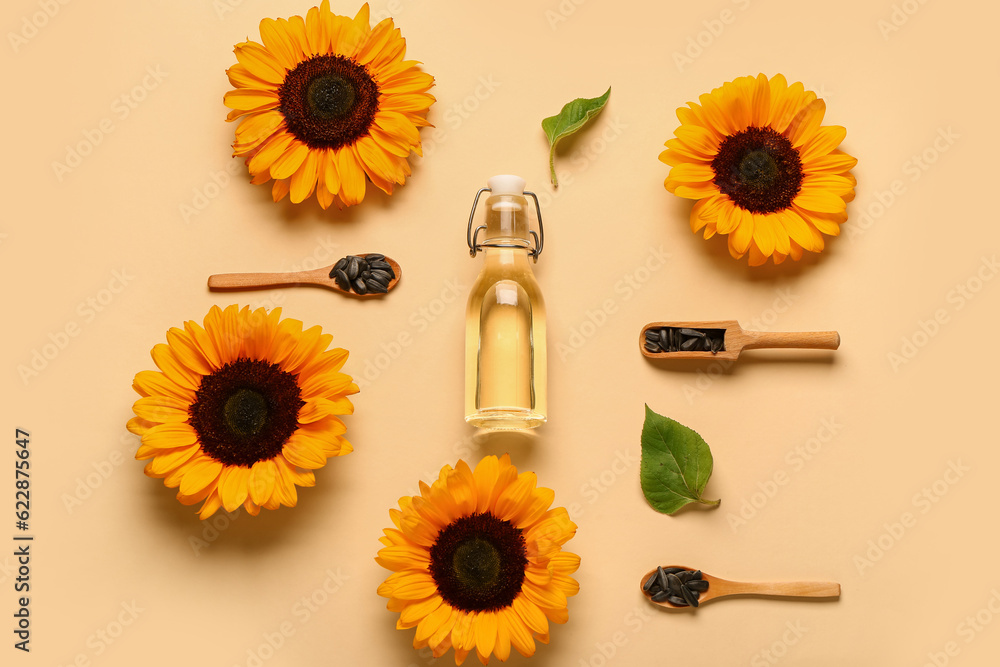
top-left (464, 175), bottom-right (547, 429)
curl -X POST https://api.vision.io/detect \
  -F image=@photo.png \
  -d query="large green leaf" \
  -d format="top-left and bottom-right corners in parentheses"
top-left (640, 405), bottom-right (720, 514)
top-left (541, 87), bottom-right (611, 186)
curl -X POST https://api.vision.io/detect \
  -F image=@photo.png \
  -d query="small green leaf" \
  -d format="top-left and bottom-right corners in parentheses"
top-left (640, 405), bottom-right (720, 514)
top-left (541, 87), bottom-right (611, 187)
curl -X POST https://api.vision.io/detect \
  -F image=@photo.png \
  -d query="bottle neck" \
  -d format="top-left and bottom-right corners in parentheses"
top-left (483, 194), bottom-right (531, 247)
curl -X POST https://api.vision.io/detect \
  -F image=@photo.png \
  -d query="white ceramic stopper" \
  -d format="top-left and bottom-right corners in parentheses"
top-left (487, 174), bottom-right (526, 196)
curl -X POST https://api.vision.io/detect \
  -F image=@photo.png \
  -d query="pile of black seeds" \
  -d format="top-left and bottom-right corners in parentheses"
top-left (329, 254), bottom-right (395, 295)
top-left (644, 327), bottom-right (725, 354)
top-left (642, 566), bottom-right (708, 607)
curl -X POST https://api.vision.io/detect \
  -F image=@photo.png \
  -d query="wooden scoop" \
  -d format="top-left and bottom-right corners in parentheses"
top-left (641, 565), bottom-right (840, 610)
top-left (640, 320), bottom-right (839, 360)
top-left (208, 254), bottom-right (400, 299)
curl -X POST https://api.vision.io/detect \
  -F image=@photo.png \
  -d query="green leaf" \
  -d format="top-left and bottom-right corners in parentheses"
top-left (541, 87), bottom-right (611, 187)
top-left (640, 405), bottom-right (720, 514)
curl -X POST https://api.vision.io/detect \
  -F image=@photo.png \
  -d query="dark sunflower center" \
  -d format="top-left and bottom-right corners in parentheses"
top-left (278, 54), bottom-right (380, 150)
top-left (223, 388), bottom-right (268, 438)
top-left (711, 126), bottom-right (803, 214)
top-left (307, 74), bottom-right (356, 120)
top-left (429, 512), bottom-right (528, 612)
top-left (188, 358), bottom-right (304, 467)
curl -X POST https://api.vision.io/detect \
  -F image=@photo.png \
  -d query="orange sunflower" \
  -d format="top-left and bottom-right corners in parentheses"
top-left (376, 455), bottom-right (580, 665)
top-left (224, 2), bottom-right (435, 209)
top-left (660, 74), bottom-right (857, 265)
top-left (127, 305), bottom-right (358, 519)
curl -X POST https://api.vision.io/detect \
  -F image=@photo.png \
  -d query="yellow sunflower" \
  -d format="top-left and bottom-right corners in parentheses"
top-left (376, 455), bottom-right (580, 665)
top-left (127, 305), bottom-right (358, 519)
top-left (660, 73), bottom-right (857, 265)
top-left (224, 2), bottom-right (435, 209)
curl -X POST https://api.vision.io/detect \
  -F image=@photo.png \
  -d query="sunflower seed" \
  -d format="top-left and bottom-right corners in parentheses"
top-left (666, 573), bottom-right (684, 595)
top-left (366, 279), bottom-right (388, 294)
top-left (662, 567), bottom-right (686, 576)
top-left (667, 595), bottom-right (688, 606)
top-left (334, 269), bottom-right (350, 290)
top-left (680, 583), bottom-right (699, 607)
top-left (371, 260), bottom-right (392, 271)
top-left (680, 337), bottom-right (699, 351)
top-left (651, 590), bottom-right (672, 603)
top-left (643, 572), bottom-right (660, 593)
top-left (678, 328), bottom-right (705, 338)
top-left (690, 570), bottom-right (702, 580)
top-left (365, 253), bottom-right (385, 262)
top-left (352, 278), bottom-right (367, 295)
top-left (645, 330), bottom-right (660, 341)
top-left (659, 329), bottom-right (669, 348)
top-left (644, 342), bottom-right (660, 353)
top-left (370, 271), bottom-right (392, 287)
top-left (686, 579), bottom-right (709, 592)
top-left (656, 566), bottom-right (668, 590)
top-left (677, 570), bottom-right (694, 583)
top-left (332, 257), bottom-right (348, 274)
top-left (347, 257), bottom-right (360, 280)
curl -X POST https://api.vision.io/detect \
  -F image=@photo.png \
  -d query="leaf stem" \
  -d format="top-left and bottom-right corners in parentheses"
top-left (549, 146), bottom-right (558, 187)
top-left (698, 498), bottom-right (721, 507)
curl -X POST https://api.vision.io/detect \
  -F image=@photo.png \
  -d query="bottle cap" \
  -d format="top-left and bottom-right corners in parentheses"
top-left (487, 174), bottom-right (526, 197)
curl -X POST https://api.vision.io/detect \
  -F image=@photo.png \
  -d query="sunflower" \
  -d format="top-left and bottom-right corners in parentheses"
top-left (224, 2), bottom-right (435, 209)
top-left (660, 73), bottom-right (857, 265)
top-left (376, 455), bottom-right (580, 665)
top-left (127, 305), bottom-right (358, 519)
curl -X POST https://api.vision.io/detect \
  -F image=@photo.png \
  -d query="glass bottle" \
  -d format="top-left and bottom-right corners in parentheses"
top-left (464, 175), bottom-right (547, 430)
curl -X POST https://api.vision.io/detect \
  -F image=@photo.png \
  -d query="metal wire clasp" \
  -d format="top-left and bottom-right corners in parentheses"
top-left (466, 187), bottom-right (545, 262)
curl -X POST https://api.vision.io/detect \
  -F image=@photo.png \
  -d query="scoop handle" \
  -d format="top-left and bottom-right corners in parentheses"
top-left (207, 270), bottom-right (321, 290)
top-left (741, 331), bottom-right (840, 351)
top-left (720, 580), bottom-right (841, 598)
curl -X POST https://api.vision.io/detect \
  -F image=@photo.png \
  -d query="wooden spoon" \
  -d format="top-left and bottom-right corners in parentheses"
top-left (640, 565), bottom-right (840, 610)
top-left (640, 320), bottom-right (840, 360)
top-left (207, 254), bottom-right (401, 299)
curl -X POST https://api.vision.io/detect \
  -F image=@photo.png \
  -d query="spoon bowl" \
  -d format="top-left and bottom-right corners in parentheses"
top-left (640, 564), bottom-right (840, 611)
top-left (640, 320), bottom-right (840, 361)
top-left (208, 253), bottom-right (401, 299)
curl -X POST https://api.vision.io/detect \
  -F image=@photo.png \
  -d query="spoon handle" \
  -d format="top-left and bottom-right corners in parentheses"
top-left (742, 331), bottom-right (840, 351)
top-left (722, 581), bottom-right (841, 598)
top-left (208, 270), bottom-right (322, 290)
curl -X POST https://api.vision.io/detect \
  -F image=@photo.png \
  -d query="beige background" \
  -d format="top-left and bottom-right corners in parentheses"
top-left (4, 0), bottom-right (999, 664)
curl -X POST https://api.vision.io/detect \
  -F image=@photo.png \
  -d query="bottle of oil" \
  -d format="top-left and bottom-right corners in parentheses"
top-left (464, 175), bottom-right (546, 429)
